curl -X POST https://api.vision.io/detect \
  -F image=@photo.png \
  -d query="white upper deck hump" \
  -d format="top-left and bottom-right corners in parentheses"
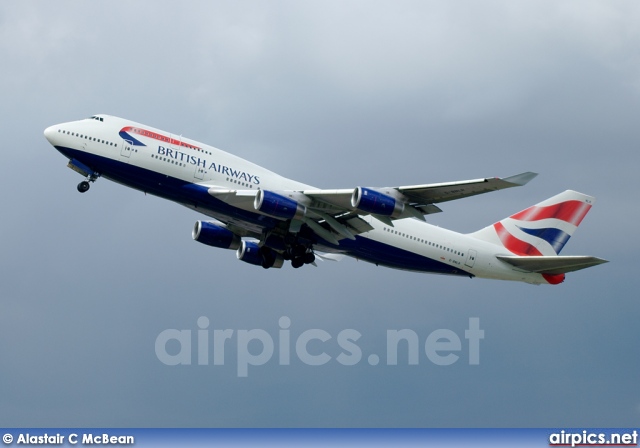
top-left (94, 114), bottom-right (313, 190)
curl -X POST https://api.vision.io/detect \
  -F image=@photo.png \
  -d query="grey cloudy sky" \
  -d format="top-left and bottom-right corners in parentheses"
top-left (0, 1), bottom-right (638, 427)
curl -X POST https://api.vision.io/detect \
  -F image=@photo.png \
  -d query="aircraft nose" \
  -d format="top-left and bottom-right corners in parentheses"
top-left (44, 126), bottom-right (55, 142)
top-left (44, 125), bottom-right (57, 144)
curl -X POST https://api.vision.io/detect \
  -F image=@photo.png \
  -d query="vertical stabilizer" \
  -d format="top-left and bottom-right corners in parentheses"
top-left (469, 190), bottom-right (595, 256)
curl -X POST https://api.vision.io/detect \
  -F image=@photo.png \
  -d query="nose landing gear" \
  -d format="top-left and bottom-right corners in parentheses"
top-left (76, 172), bottom-right (100, 193)
top-left (77, 181), bottom-right (90, 193)
top-left (67, 159), bottom-right (100, 194)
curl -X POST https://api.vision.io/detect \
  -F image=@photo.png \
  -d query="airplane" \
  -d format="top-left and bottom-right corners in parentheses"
top-left (44, 114), bottom-right (608, 285)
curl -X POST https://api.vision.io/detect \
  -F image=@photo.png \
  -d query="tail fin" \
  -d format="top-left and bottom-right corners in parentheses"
top-left (469, 190), bottom-right (595, 256)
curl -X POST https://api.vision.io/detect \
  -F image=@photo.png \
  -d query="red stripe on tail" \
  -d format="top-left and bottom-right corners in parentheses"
top-left (494, 222), bottom-right (543, 256)
top-left (510, 201), bottom-right (591, 226)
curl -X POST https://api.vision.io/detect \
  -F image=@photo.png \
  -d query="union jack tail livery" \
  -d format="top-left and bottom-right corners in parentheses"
top-left (470, 191), bottom-right (606, 284)
top-left (471, 190), bottom-right (593, 256)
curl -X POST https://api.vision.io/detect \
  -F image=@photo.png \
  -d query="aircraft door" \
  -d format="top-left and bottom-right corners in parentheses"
top-left (465, 249), bottom-right (477, 268)
top-left (194, 166), bottom-right (205, 180)
top-left (121, 139), bottom-right (133, 158)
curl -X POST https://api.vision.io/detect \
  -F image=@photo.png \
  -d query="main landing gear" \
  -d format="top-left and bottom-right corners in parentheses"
top-left (257, 243), bottom-right (315, 269)
top-left (283, 244), bottom-right (316, 269)
top-left (77, 172), bottom-right (100, 193)
top-left (291, 252), bottom-right (315, 269)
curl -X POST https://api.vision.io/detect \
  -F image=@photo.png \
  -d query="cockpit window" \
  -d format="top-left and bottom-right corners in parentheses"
top-left (89, 115), bottom-right (104, 122)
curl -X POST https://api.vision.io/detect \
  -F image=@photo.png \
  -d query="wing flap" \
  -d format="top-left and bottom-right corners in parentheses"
top-left (496, 255), bottom-right (608, 274)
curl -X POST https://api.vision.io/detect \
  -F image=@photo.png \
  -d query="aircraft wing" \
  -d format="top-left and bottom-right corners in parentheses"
top-left (496, 255), bottom-right (609, 274)
top-left (205, 171), bottom-right (537, 242)
top-left (302, 171), bottom-right (538, 220)
top-left (396, 171), bottom-right (538, 205)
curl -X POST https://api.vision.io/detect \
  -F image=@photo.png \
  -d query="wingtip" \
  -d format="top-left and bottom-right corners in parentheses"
top-left (503, 171), bottom-right (538, 186)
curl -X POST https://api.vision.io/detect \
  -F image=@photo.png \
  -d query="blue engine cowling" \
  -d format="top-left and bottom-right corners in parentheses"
top-left (236, 241), bottom-right (284, 269)
top-left (351, 187), bottom-right (404, 218)
top-left (254, 190), bottom-right (306, 220)
top-left (192, 221), bottom-right (241, 250)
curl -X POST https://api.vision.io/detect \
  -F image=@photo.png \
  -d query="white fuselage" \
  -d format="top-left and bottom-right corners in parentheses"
top-left (44, 115), bottom-right (551, 284)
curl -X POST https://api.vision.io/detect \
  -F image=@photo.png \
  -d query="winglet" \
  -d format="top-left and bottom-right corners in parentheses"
top-left (502, 172), bottom-right (538, 186)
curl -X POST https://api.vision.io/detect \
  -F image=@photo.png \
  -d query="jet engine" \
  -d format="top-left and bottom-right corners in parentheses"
top-left (192, 221), bottom-right (241, 250)
top-left (254, 190), bottom-right (306, 220)
top-left (236, 240), bottom-right (284, 269)
top-left (351, 187), bottom-right (404, 218)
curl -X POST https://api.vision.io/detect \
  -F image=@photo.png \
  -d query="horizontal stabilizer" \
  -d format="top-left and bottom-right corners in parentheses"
top-left (496, 255), bottom-right (608, 275)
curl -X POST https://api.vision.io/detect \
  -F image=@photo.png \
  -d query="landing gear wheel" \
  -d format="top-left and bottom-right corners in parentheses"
top-left (292, 245), bottom-right (307, 257)
top-left (291, 258), bottom-right (304, 269)
top-left (303, 252), bottom-right (316, 264)
top-left (77, 181), bottom-right (90, 193)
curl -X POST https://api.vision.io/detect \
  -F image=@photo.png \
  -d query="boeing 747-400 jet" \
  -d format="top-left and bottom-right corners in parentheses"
top-left (44, 115), bottom-right (607, 284)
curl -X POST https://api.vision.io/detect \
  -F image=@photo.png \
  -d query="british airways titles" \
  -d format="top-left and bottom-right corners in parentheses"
top-left (157, 145), bottom-right (260, 184)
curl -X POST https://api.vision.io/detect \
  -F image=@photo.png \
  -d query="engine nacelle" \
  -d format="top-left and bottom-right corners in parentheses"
top-left (254, 190), bottom-right (306, 220)
top-left (351, 187), bottom-right (404, 218)
top-left (236, 241), bottom-right (284, 269)
top-left (192, 221), bottom-right (241, 250)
